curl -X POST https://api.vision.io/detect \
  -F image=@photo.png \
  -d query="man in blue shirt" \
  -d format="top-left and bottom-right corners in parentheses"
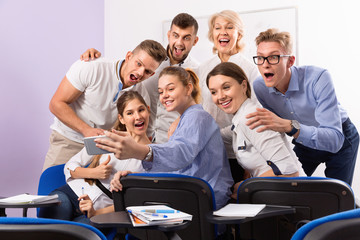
top-left (246, 28), bottom-right (359, 185)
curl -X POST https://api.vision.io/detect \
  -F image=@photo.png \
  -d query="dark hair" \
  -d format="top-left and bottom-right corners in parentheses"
top-left (133, 39), bottom-right (167, 63)
top-left (206, 62), bottom-right (251, 98)
top-left (171, 13), bottom-right (199, 35)
top-left (85, 91), bottom-right (149, 185)
top-left (159, 66), bottom-right (201, 104)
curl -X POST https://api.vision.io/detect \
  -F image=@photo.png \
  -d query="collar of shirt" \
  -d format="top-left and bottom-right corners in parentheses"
top-left (113, 59), bottom-right (124, 103)
top-left (269, 66), bottom-right (300, 95)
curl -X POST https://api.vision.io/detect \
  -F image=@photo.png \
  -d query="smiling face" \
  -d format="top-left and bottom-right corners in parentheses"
top-left (212, 16), bottom-right (240, 60)
top-left (256, 41), bottom-right (295, 93)
top-left (167, 25), bottom-right (198, 65)
top-left (208, 74), bottom-right (248, 115)
top-left (118, 98), bottom-right (150, 137)
top-left (158, 74), bottom-right (193, 115)
top-left (120, 50), bottom-right (160, 89)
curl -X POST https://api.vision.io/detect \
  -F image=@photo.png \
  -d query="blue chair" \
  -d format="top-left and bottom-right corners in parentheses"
top-left (236, 176), bottom-right (356, 240)
top-left (37, 164), bottom-right (66, 217)
top-left (0, 217), bottom-right (107, 240)
top-left (37, 164), bottom-right (66, 197)
top-left (291, 208), bottom-right (360, 240)
top-left (112, 173), bottom-right (217, 240)
top-left (37, 164), bottom-right (117, 240)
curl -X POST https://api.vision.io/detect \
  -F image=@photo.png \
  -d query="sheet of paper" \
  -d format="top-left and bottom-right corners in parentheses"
top-left (0, 194), bottom-right (58, 204)
top-left (213, 203), bottom-right (266, 217)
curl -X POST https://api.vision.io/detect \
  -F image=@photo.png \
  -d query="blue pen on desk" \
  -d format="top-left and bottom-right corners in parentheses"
top-left (142, 212), bottom-right (168, 218)
top-left (141, 209), bottom-right (180, 214)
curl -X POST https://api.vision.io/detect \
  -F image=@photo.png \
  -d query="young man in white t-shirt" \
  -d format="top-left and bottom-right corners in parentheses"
top-left (43, 40), bottom-right (166, 171)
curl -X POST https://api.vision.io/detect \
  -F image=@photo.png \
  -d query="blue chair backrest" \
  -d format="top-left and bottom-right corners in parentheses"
top-left (0, 217), bottom-right (107, 240)
top-left (38, 164), bottom-right (66, 196)
top-left (291, 208), bottom-right (360, 240)
top-left (37, 164), bottom-right (66, 216)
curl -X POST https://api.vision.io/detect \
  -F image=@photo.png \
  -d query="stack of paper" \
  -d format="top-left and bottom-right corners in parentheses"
top-left (0, 194), bottom-right (59, 204)
top-left (213, 203), bottom-right (266, 217)
top-left (126, 205), bottom-right (192, 227)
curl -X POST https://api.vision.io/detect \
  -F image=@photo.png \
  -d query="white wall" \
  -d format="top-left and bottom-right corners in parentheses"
top-left (105, 0), bottom-right (360, 196)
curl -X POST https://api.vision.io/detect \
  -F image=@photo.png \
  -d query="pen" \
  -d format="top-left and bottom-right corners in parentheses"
top-left (141, 209), bottom-right (180, 214)
top-left (81, 187), bottom-right (87, 218)
top-left (142, 212), bottom-right (168, 218)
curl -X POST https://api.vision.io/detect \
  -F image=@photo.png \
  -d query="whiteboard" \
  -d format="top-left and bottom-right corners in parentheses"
top-left (162, 7), bottom-right (298, 64)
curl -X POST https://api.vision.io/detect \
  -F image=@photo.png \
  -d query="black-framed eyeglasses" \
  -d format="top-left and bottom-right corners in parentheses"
top-left (253, 55), bottom-right (291, 65)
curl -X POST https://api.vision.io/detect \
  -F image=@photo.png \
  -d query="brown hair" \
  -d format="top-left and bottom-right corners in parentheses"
top-left (208, 10), bottom-right (245, 54)
top-left (159, 66), bottom-right (201, 104)
top-left (206, 62), bottom-right (251, 98)
top-left (85, 91), bottom-right (149, 185)
top-left (133, 39), bottom-right (167, 63)
top-left (255, 28), bottom-right (293, 54)
top-left (171, 13), bottom-right (199, 35)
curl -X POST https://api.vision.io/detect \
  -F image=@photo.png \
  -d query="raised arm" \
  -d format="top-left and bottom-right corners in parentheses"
top-left (49, 76), bottom-right (104, 137)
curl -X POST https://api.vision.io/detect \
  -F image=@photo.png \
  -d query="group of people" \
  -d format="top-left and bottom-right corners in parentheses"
top-left (40, 10), bottom-right (359, 236)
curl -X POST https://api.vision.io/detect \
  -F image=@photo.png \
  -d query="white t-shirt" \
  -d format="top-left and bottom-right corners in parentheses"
top-left (198, 52), bottom-right (260, 158)
top-left (65, 148), bottom-right (144, 210)
top-left (232, 98), bottom-right (304, 177)
top-left (50, 58), bottom-right (150, 143)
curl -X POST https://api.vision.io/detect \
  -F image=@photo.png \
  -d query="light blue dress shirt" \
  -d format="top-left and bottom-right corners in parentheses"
top-left (142, 104), bottom-right (233, 209)
top-left (253, 65), bottom-right (348, 153)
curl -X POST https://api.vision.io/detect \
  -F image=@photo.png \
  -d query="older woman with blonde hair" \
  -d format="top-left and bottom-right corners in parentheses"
top-left (198, 10), bottom-right (260, 183)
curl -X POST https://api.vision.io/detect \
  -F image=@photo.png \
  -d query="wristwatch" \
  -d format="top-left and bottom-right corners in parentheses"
top-left (286, 120), bottom-right (300, 137)
top-left (143, 146), bottom-right (153, 162)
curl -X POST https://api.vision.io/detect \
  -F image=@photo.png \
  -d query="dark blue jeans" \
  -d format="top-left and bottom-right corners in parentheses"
top-left (293, 118), bottom-right (359, 185)
top-left (38, 184), bottom-right (90, 224)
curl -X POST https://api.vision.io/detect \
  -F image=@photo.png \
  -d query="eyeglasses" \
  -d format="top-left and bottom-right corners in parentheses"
top-left (253, 55), bottom-right (291, 65)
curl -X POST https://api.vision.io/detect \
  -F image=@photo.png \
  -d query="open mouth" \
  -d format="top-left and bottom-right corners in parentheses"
top-left (164, 100), bottom-right (173, 106)
top-left (219, 38), bottom-right (229, 47)
top-left (130, 74), bottom-right (139, 82)
top-left (135, 121), bottom-right (145, 128)
top-left (264, 73), bottom-right (274, 79)
top-left (220, 99), bottom-right (231, 108)
top-left (174, 47), bottom-right (184, 56)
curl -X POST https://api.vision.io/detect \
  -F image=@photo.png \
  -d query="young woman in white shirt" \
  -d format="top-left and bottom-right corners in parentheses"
top-left (206, 62), bottom-right (304, 199)
top-left (39, 91), bottom-right (148, 223)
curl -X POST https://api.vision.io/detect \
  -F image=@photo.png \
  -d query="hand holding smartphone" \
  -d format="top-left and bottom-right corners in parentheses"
top-left (83, 135), bottom-right (111, 155)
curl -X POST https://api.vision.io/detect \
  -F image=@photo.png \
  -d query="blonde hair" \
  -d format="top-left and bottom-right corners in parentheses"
top-left (208, 10), bottom-right (245, 54)
top-left (159, 66), bottom-right (201, 104)
top-left (255, 28), bottom-right (293, 54)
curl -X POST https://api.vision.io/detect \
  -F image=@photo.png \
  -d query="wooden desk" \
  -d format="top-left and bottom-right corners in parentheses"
top-left (90, 211), bottom-right (191, 240)
top-left (0, 199), bottom-right (61, 217)
top-left (206, 205), bottom-right (296, 240)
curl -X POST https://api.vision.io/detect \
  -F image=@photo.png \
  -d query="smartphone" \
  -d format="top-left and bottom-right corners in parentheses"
top-left (83, 135), bottom-right (111, 155)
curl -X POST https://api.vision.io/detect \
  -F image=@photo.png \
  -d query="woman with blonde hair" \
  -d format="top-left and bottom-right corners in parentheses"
top-left (98, 66), bottom-right (233, 210)
top-left (198, 10), bottom-right (260, 183)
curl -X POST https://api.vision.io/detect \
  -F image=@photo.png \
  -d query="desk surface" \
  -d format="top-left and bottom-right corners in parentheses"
top-left (206, 205), bottom-right (296, 224)
top-left (0, 199), bottom-right (61, 209)
top-left (90, 211), bottom-right (190, 232)
top-left (0, 198), bottom-right (60, 217)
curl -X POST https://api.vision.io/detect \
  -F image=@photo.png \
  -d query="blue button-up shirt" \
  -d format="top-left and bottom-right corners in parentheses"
top-left (253, 65), bottom-right (348, 153)
top-left (142, 104), bottom-right (233, 209)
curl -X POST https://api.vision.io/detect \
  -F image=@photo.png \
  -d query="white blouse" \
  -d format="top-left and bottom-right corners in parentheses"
top-left (64, 147), bottom-right (144, 210)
